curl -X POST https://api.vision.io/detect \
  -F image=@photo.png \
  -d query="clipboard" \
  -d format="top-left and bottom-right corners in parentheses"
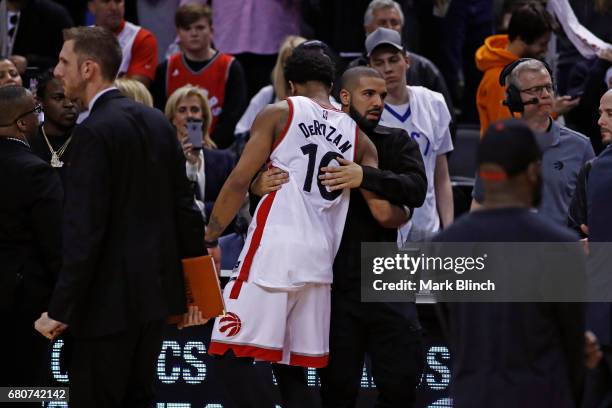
top-left (168, 255), bottom-right (225, 324)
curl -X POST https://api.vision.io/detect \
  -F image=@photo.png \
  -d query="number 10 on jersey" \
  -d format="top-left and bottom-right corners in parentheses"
top-left (301, 143), bottom-right (344, 201)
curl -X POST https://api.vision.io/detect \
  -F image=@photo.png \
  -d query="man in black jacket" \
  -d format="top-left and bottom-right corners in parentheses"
top-left (568, 89), bottom-right (612, 237)
top-left (318, 66), bottom-right (427, 407)
top-left (4, 0), bottom-right (74, 71)
top-left (34, 27), bottom-right (205, 407)
top-left (0, 85), bottom-right (63, 395)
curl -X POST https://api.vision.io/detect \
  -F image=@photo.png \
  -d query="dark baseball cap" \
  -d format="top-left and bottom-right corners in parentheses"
top-left (365, 27), bottom-right (403, 57)
top-left (478, 119), bottom-right (542, 181)
top-left (293, 39), bottom-right (334, 60)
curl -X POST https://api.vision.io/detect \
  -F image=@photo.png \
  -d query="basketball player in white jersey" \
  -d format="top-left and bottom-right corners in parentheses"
top-left (203, 41), bottom-right (410, 407)
top-left (368, 27), bottom-right (454, 243)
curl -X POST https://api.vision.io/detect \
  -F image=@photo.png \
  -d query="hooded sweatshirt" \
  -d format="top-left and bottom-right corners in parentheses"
top-left (475, 34), bottom-right (518, 135)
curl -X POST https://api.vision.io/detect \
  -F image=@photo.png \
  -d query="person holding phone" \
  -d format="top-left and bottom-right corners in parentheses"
top-left (165, 84), bottom-right (245, 271)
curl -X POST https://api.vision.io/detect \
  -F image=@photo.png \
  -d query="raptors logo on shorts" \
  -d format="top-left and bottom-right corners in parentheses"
top-left (218, 312), bottom-right (241, 337)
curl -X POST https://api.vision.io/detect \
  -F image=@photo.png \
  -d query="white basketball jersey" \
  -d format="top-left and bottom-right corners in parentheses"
top-left (233, 96), bottom-right (357, 290)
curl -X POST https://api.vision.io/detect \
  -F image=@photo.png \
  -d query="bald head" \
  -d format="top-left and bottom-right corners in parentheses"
top-left (0, 85), bottom-right (32, 126)
top-left (598, 89), bottom-right (612, 146)
top-left (341, 66), bottom-right (383, 92)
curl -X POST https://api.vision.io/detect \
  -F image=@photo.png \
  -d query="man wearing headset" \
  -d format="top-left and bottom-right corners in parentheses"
top-left (471, 58), bottom-right (595, 227)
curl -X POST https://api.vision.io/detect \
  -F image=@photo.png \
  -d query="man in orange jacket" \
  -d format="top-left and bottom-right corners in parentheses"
top-left (475, 2), bottom-right (555, 135)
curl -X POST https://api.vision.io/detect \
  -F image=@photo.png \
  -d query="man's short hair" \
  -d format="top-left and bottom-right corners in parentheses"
top-left (36, 69), bottom-right (56, 100)
top-left (175, 3), bottom-right (212, 29)
top-left (506, 59), bottom-right (551, 89)
top-left (341, 66), bottom-right (383, 91)
top-left (363, 0), bottom-right (404, 27)
top-left (507, 2), bottom-right (555, 44)
top-left (284, 44), bottom-right (335, 88)
top-left (0, 85), bottom-right (31, 125)
top-left (63, 26), bottom-right (122, 82)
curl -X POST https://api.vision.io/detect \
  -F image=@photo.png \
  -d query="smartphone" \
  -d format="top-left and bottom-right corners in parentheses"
top-left (186, 119), bottom-right (203, 149)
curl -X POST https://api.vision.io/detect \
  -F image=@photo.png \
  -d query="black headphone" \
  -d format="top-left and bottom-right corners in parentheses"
top-left (498, 58), bottom-right (554, 114)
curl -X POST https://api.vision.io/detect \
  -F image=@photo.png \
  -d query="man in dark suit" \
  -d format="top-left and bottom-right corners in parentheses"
top-left (34, 27), bottom-right (205, 407)
top-left (0, 85), bottom-right (63, 394)
top-left (583, 88), bottom-right (612, 408)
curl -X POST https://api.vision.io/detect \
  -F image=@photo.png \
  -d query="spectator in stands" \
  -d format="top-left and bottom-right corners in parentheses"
top-left (0, 58), bottom-right (22, 87)
top-left (1, 0), bottom-right (73, 71)
top-left (28, 70), bottom-right (76, 182)
top-left (88, 0), bottom-right (158, 88)
top-left (431, 0), bottom-right (493, 124)
top-left (164, 85), bottom-right (236, 240)
top-left (476, 2), bottom-right (558, 134)
top-left (115, 77), bottom-right (154, 107)
top-left (368, 27), bottom-right (454, 243)
top-left (234, 35), bottom-right (306, 136)
top-left (472, 58), bottom-right (595, 226)
top-left (347, 0), bottom-right (455, 121)
top-left (211, 0), bottom-right (301, 99)
top-left (152, 3), bottom-right (247, 149)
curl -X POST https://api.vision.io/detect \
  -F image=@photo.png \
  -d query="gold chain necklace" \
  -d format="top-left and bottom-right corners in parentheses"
top-left (41, 126), bottom-right (72, 168)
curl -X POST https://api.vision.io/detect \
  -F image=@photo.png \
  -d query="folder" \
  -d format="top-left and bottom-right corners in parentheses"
top-left (168, 255), bottom-right (225, 325)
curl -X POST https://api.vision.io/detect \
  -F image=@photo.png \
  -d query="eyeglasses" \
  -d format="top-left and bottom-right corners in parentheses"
top-left (520, 84), bottom-right (554, 97)
top-left (0, 104), bottom-right (43, 127)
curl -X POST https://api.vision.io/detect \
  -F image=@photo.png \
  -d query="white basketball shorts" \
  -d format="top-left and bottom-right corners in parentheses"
top-left (208, 279), bottom-right (330, 368)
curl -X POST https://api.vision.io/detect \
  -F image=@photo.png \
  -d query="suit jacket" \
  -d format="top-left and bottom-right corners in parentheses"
top-left (587, 146), bottom-right (612, 345)
top-left (48, 90), bottom-right (205, 338)
top-left (0, 137), bottom-right (63, 316)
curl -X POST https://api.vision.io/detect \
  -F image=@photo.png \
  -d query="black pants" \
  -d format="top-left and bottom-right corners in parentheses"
top-left (0, 304), bottom-right (51, 408)
top-left (319, 294), bottom-right (424, 408)
top-left (271, 363), bottom-right (318, 408)
top-left (68, 320), bottom-right (164, 408)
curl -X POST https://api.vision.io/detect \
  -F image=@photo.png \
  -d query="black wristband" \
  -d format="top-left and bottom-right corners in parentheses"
top-left (204, 239), bottom-right (219, 248)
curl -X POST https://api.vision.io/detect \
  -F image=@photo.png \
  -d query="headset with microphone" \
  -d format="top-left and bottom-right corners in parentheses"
top-left (498, 58), bottom-right (554, 114)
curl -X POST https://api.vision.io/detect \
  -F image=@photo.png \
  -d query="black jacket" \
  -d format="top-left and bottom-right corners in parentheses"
top-left (12, 0), bottom-right (74, 70)
top-left (0, 137), bottom-right (63, 315)
top-left (47, 90), bottom-right (205, 338)
top-left (567, 159), bottom-right (593, 237)
top-left (332, 125), bottom-right (426, 296)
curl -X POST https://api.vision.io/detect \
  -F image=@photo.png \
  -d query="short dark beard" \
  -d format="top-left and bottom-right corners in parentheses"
top-left (348, 104), bottom-right (379, 133)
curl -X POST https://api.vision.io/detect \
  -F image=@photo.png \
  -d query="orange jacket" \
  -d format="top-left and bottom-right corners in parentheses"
top-left (475, 35), bottom-right (518, 135)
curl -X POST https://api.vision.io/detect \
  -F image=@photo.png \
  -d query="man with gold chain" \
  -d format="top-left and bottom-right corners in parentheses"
top-left (28, 70), bottom-right (77, 181)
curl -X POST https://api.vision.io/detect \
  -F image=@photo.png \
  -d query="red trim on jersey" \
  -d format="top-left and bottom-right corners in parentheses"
top-left (479, 170), bottom-right (508, 181)
top-left (229, 190), bottom-right (277, 299)
top-left (126, 27), bottom-right (157, 81)
top-left (209, 341), bottom-right (283, 362)
top-left (289, 353), bottom-right (329, 368)
top-left (166, 51), bottom-right (234, 134)
top-left (354, 126), bottom-right (359, 161)
top-left (271, 98), bottom-right (294, 153)
top-left (308, 97), bottom-right (342, 112)
top-left (113, 20), bottom-right (126, 34)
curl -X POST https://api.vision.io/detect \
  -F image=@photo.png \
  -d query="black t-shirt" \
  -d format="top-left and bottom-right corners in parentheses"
top-left (433, 208), bottom-right (584, 408)
top-left (434, 207), bottom-right (579, 243)
top-left (28, 126), bottom-right (73, 183)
